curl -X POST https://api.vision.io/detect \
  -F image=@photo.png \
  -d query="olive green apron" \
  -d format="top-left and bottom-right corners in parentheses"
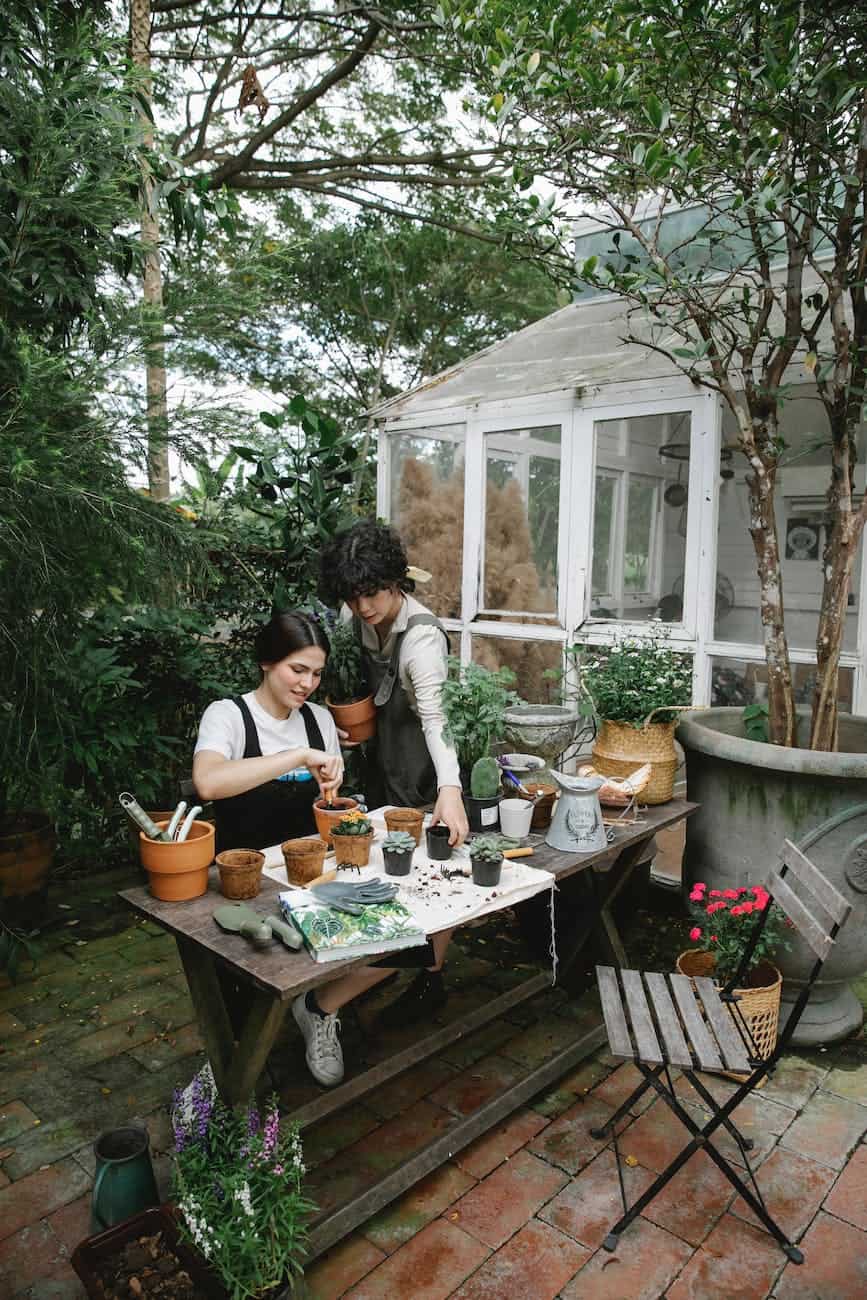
top-left (355, 612), bottom-right (449, 809)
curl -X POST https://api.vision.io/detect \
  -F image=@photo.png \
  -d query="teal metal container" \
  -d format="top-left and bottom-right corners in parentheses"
top-left (90, 1126), bottom-right (159, 1233)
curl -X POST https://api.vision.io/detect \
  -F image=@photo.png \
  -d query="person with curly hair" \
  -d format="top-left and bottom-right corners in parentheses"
top-left (318, 519), bottom-right (468, 1026)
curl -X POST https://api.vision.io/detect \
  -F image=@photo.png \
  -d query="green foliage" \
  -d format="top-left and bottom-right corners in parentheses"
top-left (381, 830), bottom-right (417, 855)
top-left (470, 756), bottom-right (502, 799)
top-left (572, 636), bottom-right (692, 728)
top-left (319, 619), bottom-right (366, 705)
top-left (0, 918), bottom-right (38, 985)
top-left (687, 881), bottom-right (790, 985)
top-left (441, 658), bottom-right (518, 777)
top-left (468, 835), bottom-right (504, 862)
top-left (332, 812), bottom-right (374, 837)
top-left (743, 703), bottom-right (770, 744)
top-left (172, 1085), bottom-right (313, 1300)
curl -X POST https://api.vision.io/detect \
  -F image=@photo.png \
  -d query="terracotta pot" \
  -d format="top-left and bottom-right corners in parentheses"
top-left (676, 948), bottom-right (782, 1065)
top-left (0, 811), bottom-right (55, 898)
top-left (332, 832), bottom-right (374, 869)
top-left (139, 821), bottom-right (214, 901)
top-left (215, 850), bottom-right (264, 900)
top-left (517, 783), bottom-right (557, 830)
top-left (312, 796), bottom-right (359, 846)
top-left (327, 694), bottom-right (376, 744)
top-left (281, 837), bottom-right (328, 886)
top-left (383, 807), bottom-right (424, 845)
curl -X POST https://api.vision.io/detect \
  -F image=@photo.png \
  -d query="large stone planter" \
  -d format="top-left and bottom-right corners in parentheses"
top-left (677, 707), bottom-right (867, 1045)
top-left (502, 704), bottom-right (581, 770)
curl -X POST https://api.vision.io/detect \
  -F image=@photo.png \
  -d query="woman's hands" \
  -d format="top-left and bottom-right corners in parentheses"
top-left (307, 748), bottom-right (344, 798)
top-left (430, 785), bottom-right (469, 847)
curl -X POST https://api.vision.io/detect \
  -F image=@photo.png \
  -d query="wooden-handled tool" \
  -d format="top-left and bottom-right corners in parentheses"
top-left (306, 868), bottom-right (338, 888)
top-left (503, 847), bottom-right (534, 859)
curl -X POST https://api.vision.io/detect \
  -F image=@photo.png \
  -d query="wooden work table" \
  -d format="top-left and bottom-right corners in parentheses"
top-left (121, 798), bottom-right (696, 1259)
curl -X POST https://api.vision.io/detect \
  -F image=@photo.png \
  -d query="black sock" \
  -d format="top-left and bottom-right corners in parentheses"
top-left (305, 989), bottom-right (326, 1018)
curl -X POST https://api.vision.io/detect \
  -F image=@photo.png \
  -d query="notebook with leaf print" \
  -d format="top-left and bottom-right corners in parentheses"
top-left (279, 886), bottom-right (426, 962)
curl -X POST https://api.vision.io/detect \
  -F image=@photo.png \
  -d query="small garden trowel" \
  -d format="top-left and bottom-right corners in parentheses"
top-left (213, 903), bottom-right (303, 952)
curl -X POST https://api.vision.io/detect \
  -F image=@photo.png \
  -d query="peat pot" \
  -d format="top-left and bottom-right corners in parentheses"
top-left (677, 707), bottom-right (867, 1045)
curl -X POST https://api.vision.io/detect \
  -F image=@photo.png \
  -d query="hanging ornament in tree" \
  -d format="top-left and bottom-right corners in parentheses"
top-left (238, 65), bottom-right (269, 121)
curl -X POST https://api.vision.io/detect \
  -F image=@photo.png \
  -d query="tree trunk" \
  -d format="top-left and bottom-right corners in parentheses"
top-left (744, 456), bottom-right (797, 747)
top-left (130, 0), bottom-right (170, 501)
top-left (810, 417), bottom-right (865, 749)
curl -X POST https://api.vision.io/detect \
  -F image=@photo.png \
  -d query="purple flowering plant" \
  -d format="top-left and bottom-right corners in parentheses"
top-left (171, 1069), bottom-right (314, 1299)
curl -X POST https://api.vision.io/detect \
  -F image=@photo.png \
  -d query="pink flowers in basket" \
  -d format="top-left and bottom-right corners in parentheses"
top-left (686, 880), bottom-right (789, 984)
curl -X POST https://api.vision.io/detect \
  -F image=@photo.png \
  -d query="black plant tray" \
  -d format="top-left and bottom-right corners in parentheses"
top-left (71, 1204), bottom-right (228, 1299)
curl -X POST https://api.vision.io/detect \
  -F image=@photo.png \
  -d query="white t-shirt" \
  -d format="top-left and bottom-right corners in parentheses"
top-left (194, 692), bottom-right (340, 769)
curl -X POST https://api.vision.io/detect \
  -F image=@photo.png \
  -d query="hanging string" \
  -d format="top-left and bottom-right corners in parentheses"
top-left (548, 879), bottom-right (559, 986)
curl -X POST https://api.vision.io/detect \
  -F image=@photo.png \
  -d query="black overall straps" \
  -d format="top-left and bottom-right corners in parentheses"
top-left (212, 696), bottom-right (326, 852)
top-left (356, 611), bottom-right (450, 809)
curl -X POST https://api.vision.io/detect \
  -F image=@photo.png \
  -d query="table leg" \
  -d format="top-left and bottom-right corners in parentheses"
top-left (176, 937), bottom-right (290, 1108)
top-left (591, 835), bottom-right (655, 969)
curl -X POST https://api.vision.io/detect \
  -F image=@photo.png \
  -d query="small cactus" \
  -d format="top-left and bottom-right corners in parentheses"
top-left (470, 756), bottom-right (501, 799)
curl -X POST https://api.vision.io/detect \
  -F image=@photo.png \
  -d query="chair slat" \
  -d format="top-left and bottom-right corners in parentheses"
top-left (597, 966), bottom-right (634, 1060)
top-left (668, 974), bottom-right (723, 1072)
top-left (778, 841), bottom-right (852, 928)
top-left (694, 977), bottom-right (752, 1074)
top-left (621, 970), bottom-right (664, 1064)
top-left (771, 876), bottom-right (834, 960)
top-left (644, 973), bottom-right (693, 1068)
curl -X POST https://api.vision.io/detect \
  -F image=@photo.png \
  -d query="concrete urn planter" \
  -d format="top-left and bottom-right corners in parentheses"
top-left (677, 707), bottom-right (867, 1045)
top-left (502, 704), bottom-right (581, 770)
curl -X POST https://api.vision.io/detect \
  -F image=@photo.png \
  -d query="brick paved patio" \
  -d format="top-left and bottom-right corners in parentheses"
top-left (1, 857), bottom-right (866, 1299)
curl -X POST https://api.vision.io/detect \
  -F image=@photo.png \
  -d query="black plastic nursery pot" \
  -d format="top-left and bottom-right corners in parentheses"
top-left (471, 856), bottom-right (503, 888)
top-left (383, 849), bottom-right (412, 876)
top-left (425, 825), bottom-right (452, 860)
top-left (463, 794), bottom-right (501, 832)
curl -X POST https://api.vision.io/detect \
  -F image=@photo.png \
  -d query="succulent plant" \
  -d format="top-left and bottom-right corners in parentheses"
top-left (470, 755), bottom-right (501, 799)
top-left (382, 830), bottom-right (416, 855)
top-left (468, 835), bottom-right (504, 862)
top-left (332, 811), bottom-right (373, 837)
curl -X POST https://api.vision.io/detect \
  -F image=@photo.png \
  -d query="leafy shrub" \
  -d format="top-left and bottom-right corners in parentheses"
top-left (571, 636), bottom-right (692, 727)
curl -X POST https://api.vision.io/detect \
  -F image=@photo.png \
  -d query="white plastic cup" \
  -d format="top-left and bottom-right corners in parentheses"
top-left (498, 798), bottom-right (534, 839)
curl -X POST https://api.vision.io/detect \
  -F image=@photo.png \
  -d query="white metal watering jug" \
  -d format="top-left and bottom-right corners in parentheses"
top-left (545, 772), bottom-right (608, 853)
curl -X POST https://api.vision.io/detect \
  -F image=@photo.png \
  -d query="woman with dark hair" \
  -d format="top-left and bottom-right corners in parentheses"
top-left (193, 611), bottom-right (343, 854)
top-left (318, 519), bottom-right (468, 1026)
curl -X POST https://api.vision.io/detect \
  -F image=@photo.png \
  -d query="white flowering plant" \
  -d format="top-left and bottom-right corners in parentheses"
top-left (171, 1071), bottom-right (314, 1299)
top-left (571, 635), bottom-right (693, 728)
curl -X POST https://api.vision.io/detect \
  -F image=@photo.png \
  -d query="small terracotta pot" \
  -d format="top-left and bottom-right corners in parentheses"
top-left (139, 821), bottom-right (214, 901)
top-left (517, 783), bottom-right (557, 830)
top-left (384, 807), bottom-right (424, 845)
top-left (313, 796), bottom-right (359, 846)
top-left (327, 694), bottom-right (377, 744)
top-left (216, 849), bottom-right (264, 900)
top-left (281, 837), bottom-right (328, 886)
top-left (332, 832), bottom-right (374, 869)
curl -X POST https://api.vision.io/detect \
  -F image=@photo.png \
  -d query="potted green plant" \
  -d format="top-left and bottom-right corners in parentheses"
top-left (381, 829), bottom-right (416, 876)
top-left (441, 657), bottom-right (517, 827)
top-left (330, 810), bottom-right (374, 869)
top-left (319, 618), bottom-right (376, 743)
top-left (572, 636), bottom-right (693, 805)
top-left (679, 880), bottom-right (791, 1068)
top-left (468, 834), bottom-right (504, 887)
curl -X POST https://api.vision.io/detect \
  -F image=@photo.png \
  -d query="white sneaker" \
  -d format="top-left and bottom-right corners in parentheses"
top-left (292, 993), bottom-right (344, 1087)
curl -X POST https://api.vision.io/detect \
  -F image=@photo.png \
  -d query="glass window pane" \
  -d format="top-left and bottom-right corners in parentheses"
top-left (711, 657), bottom-right (854, 714)
top-left (715, 392), bottom-right (863, 649)
top-left (482, 425), bottom-right (561, 623)
top-left (591, 412), bottom-right (690, 622)
top-left (471, 634), bottom-right (564, 700)
top-left (389, 431), bottom-right (464, 620)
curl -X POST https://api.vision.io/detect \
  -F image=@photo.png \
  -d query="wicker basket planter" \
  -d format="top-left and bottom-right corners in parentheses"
top-left (676, 948), bottom-right (782, 1069)
top-left (281, 837), bottom-right (328, 886)
top-left (215, 850), bottom-right (264, 900)
top-left (592, 716), bottom-right (678, 805)
top-left (383, 807), bottom-right (424, 845)
top-left (332, 832), bottom-right (374, 869)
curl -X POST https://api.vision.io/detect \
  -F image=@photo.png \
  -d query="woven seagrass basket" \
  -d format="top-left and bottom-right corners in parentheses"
top-left (676, 949), bottom-right (782, 1076)
top-left (591, 709), bottom-right (683, 804)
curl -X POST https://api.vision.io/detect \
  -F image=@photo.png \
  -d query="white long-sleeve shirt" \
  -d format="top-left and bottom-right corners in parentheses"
top-left (344, 595), bottom-right (461, 790)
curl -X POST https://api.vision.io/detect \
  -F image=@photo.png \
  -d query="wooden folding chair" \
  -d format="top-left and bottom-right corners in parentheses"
top-left (592, 838), bottom-right (852, 1263)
